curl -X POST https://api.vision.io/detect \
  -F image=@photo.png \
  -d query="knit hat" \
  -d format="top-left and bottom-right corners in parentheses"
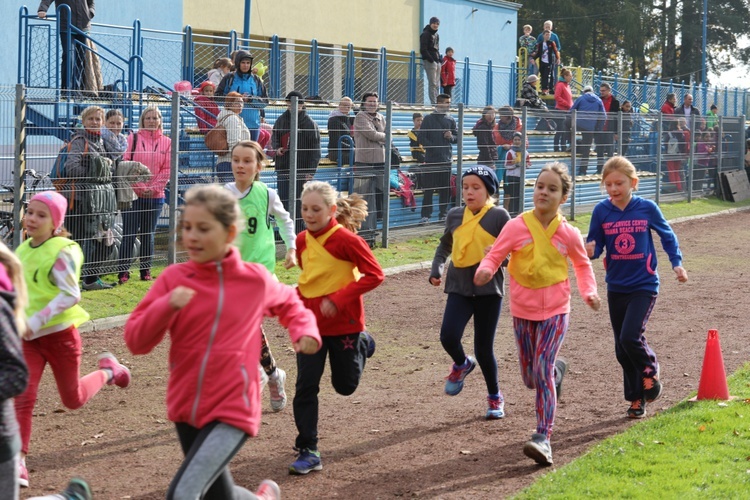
top-left (430, 16), bottom-right (440, 25)
top-left (463, 165), bottom-right (499, 196)
top-left (30, 191), bottom-right (67, 233)
top-left (526, 74), bottom-right (538, 83)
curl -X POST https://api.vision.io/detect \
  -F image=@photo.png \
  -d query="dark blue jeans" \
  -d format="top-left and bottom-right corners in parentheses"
top-left (120, 197), bottom-right (164, 274)
top-left (440, 293), bottom-right (503, 396)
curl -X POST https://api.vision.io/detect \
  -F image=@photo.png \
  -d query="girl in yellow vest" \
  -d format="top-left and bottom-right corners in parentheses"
top-left (475, 163), bottom-right (601, 466)
top-left (224, 140), bottom-right (296, 412)
top-left (289, 181), bottom-right (385, 475)
top-left (14, 192), bottom-right (130, 488)
top-left (429, 166), bottom-right (511, 420)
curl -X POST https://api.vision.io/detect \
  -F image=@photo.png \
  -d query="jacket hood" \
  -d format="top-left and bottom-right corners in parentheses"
top-left (233, 51), bottom-right (253, 76)
top-left (579, 93), bottom-right (602, 104)
top-left (423, 25), bottom-right (437, 34)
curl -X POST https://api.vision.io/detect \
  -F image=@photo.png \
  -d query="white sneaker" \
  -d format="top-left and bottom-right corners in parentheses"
top-left (419, 217), bottom-right (430, 225)
top-left (268, 368), bottom-right (287, 412)
top-left (258, 365), bottom-right (269, 394)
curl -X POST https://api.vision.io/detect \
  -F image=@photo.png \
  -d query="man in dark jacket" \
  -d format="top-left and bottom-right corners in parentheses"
top-left (38, 0), bottom-right (94, 91)
top-left (326, 97), bottom-right (354, 166)
top-left (420, 17), bottom-right (441, 105)
top-left (272, 91), bottom-right (321, 233)
top-left (417, 94), bottom-right (457, 223)
top-left (596, 82), bottom-right (620, 174)
top-left (675, 93), bottom-right (705, 131)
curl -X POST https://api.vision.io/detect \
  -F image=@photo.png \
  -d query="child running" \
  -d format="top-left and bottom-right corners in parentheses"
top-left (0, 243), bottom-right (28, 497)
top-left (124, 185), bottom-right (321, 499)
top-left (429, 166), bottom-right (511, 419)
top-left (225, 140), bottom-right (296, 411)
top-left (14, 192), bottom-right (131, 488)
top-left (290, 181), bottom-right (384, 475)
top-left (474, 163), bottom-right (601, 466)
top-left (586, 157), bottom-right (688, 419)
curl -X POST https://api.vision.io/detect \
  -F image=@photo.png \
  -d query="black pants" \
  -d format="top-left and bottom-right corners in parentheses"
top-left (277, 168), bottom-right (315, 234)
top-left (168, 421), bottom-right (250, 500)
top-left (577, 131), bottom-right (596, 175)
top-left (59, 30), bottom-right (88, 91)
top-left (293, 333), bottom-right (368, 450)
top-left (608, 291), bottom-right (659, 402)
top-left (440, 293), bottom-right (503, 396)
top-left (421, 163), bottom-right (452, 219)
top-left (595, 131), bottom-right (615, 174)
top-left (539, 61), bottom-right (554, 92)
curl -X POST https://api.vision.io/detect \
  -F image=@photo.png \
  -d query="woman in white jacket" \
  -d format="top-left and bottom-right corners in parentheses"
top-left (215, 92), bottom-right (252, 183)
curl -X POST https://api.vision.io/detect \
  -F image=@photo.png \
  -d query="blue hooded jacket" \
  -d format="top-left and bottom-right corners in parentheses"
top-left (570, 91), bottom-right (605, 132)
top-left (216, 51), bottom-right (268, 130)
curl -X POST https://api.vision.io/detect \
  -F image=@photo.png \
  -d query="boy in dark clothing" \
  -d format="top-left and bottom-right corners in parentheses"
top-left (408, 113), bottom-right (426, 164)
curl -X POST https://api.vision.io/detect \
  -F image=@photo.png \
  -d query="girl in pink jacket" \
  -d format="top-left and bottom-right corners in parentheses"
top-left (125, 185), bottom-right (321, 500)
top-left (474, 162), bottom-right (600, 467)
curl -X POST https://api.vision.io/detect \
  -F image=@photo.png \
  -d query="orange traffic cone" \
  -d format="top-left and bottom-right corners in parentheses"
top-left (696, 329), bottom-right (730, 400)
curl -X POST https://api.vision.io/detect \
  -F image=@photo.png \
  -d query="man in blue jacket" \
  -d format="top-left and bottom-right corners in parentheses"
top-left (570, 86), bottom-right (605, 176)
top-left (417, 94), bottom-right (458, 223)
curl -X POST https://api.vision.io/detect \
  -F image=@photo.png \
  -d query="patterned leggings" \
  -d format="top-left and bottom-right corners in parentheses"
top-left (513, 314), bottom-right (569, 438)
top-left (259, 325), bottom-right (277, 375)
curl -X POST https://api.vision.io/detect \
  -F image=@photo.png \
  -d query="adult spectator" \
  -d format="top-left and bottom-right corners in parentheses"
top-left (214, 91), bottom-right (251, 183)
top-left (37, 0), bottom-right (94, 93)
top-left (417, 93), bottom-right (458, 223)
top-left (536, 20), bottom-right (562, 53)
top-left (675, 93), bottom-right (704, 131)
top-left (520, 75), bottom-right (547, 110)
top-left (661, 92), bottom-right (677, 115)
top-left (620, 100), bottom-right (634, 156)
top-left (216, 50), bottom-right (268, 141)
top-left (532, 30), bottom-right (559, 95)
top-left (327, 97), bottom-right (355, 166)
top-left (63, 105), bottom-right (116, 290)
top-left (595, 82), bottom-right (620, 174)
top-left (101, 108), bottom-right (128, 164)
top-left (493, 106), bottom-right (523, 154)
top-left (473, 106), bottom-right (498, 169)
top-left (553, 67), bottom-right (573, 152)
top-left (272, 91), bottom-right (321, 233)
top-left (569, 85), bottom-right (605, 176)
top-left (118, 105), bottom-right (171, 285)
top-left (353, 92), bottom-right (387, 236)
top-left (420, 17), bottom-right (441, 105)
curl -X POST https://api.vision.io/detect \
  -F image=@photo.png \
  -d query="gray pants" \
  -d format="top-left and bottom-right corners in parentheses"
top-left (353, 164), bottom-right (387, 233)
top-left (0, 455), bottom-right (19, 500)
top-left (423, 60), bottom-right (441, 104)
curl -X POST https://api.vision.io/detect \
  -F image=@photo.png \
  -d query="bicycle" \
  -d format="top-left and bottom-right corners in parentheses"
top-left (0, 169), bottom-right (51, 246)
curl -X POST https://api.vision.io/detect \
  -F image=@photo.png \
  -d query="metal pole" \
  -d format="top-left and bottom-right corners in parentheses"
top-left (617, 111), bottom-right (623, 156)
top-left (243, 0), bottom-right (252, 40)
top-left (570, 109), bottom-right (577, 220)
top-left (687, 115), bottom-right (696, 202)
top-left (655, 112), bottom-right (663, 205)
top-left (521, 106), bottom-right (528, 214)
top-left (289, 96), bottom-right (299, 232)
top-left (456, 103), bottom-right (464, 209)
top-left (13, 84), bottom-right (26, 249)
top-left (382, 101), bottom-right (393, 248)
top-left (701, 0), bottom-right (708, 85)
top-left (167, 93), bottom-right (180, 264)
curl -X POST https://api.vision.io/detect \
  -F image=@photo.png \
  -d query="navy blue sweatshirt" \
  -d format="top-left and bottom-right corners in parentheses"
top-left (587, 196), bottom-right (683, 294)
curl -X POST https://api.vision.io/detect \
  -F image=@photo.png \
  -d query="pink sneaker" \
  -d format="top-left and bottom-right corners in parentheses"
top-left (18, 461), bottom-right (28, 488)
top-left (97, 352), bottom-right (131, 388)
top-left (255, 479), bottom-right (280, 500)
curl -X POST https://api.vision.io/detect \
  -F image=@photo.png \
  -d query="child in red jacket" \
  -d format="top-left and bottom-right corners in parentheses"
top-left (194, 81), bottom-right (220, 134)
top-left (125, 184), bottom-right (321, 500)
top-left (289, 181), bottom-right (385, 475)
top-left (441, 47), bottom-right (457, 98)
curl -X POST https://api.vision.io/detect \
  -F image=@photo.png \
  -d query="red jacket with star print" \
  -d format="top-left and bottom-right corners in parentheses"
top-left (295, 218), bottom-right (385, 336)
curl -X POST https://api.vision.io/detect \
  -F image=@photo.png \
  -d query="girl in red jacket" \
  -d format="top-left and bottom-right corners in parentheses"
top-left (441, 48), bottom-right (457, 98)
top-left (289, 181), bottom-right (385, 475)
top-left (125, 185), bottom-right (321, 500)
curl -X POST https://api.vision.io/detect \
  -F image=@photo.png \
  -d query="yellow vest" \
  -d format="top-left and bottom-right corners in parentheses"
top-left (16, 237), bottom-right (90, 329)
top-left (298, 225), bottom-right (361, 298)
top-left (508, 211), bottom-right (568, 289)
top-left (451, 204), bottom-right (496, 268)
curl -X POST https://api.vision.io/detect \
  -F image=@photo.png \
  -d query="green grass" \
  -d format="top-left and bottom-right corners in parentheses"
top-left (80, 197), bottom-right (750, 320)
top-left (513, 363), bottom-right (750, 499)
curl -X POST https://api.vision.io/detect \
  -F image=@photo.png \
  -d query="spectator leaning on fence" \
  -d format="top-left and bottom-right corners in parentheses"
top-left (327, 97), bottom-right (355, 166)
top-left (569, 85), bottom-right (605, 176)
top-left (420, 17), bottom-right (442, 105)
top-left (214, 92), bottom-right (252, 184)
top-left (417, 93), bottom-right (458, 224)
top-left (216, 51), bottom-right (268, 142)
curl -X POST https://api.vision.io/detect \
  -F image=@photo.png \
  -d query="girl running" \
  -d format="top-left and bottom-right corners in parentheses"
top-left (586, 157), bottom-right (688, 418)
top-left (429, 166), bottom-right (511, 419)
top-left (289, 181), bottom-right (384, 475)
top-left (125, 185), bottom-right (320, 499)
top-left (475, 163), bottom-right (601, 466)
top-left (15, 192), bottom-right (130, 488)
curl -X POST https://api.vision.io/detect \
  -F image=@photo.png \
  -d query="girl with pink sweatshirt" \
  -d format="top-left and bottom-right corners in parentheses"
top-left (125, 185), bottom-right (321, 500)
top-left (474, 162), bottom-right (600, 467)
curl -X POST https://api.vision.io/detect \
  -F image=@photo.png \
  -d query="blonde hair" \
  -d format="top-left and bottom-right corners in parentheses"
top-left (301, 181), bottom-right (368, 233)
top-left (0, 242), bottom-right (27, 334)
top-left (601, 157), bottom-right (639, 187)
top-left (537, 162), bottom-right (572, 197)
top-left (138, 105), bottom-right (163, 131)
top-left (81, 106), bottom-right (104, 122)
top-left (182, 184), bottom-right (241, 231)
top-left (231, 140), bottom-right (266, 181)
top-left (523, 24), bottom-right (532, 31)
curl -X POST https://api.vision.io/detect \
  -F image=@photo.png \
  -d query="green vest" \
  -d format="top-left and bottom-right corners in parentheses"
top-left (235, 182), bottom-right (277, 273)
top-left (16, 237), bottom-right (90, 330)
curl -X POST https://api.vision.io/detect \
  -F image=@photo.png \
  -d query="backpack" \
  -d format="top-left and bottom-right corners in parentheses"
top-left (205, 115), bottom-right (231, 154)
top-left (50, 137), bottom-right (88, 192)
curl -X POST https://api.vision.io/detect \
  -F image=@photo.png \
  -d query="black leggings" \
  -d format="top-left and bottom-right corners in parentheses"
top-left (439, 293), bottom-right (503, 396)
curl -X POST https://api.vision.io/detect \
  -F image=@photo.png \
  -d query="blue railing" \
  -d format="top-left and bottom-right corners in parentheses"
top-left (17, 7), bottom-right (750, 115)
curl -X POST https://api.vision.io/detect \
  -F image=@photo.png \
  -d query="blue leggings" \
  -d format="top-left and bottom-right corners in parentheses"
top-left (440, 293), bottom-right (503, 397)
top-left (607, 291), bottom-right (659, 402)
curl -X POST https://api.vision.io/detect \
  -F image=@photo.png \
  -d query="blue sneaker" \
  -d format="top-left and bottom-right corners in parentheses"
top-left (444, 356), bottom-right (477, 396)
top-left (523, 433), bottom-right (553, 466)
top-left (62, 477), bottom-right (92, 500)
top-left (485, 396), bottom-right (505, 420)
top-left (361, 332), bottom-right (376, 358)
top-left (289, 448), bottom-right (322, 475)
